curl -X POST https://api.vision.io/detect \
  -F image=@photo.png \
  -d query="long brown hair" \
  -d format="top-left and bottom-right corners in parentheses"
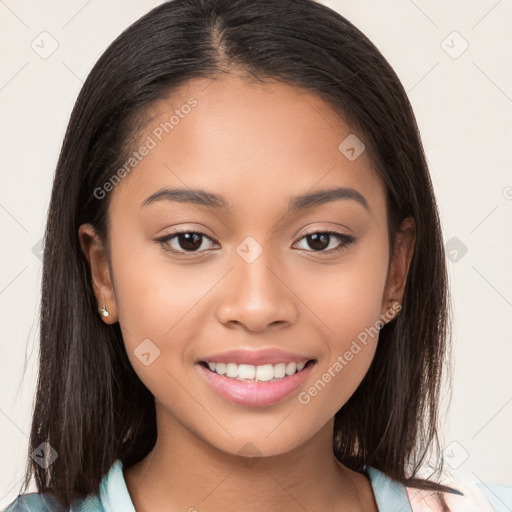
top-left (21, 0), bottom-right (457, 508)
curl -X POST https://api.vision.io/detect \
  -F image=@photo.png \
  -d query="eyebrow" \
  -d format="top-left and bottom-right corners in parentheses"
top-left (141, 186), bottom-right (369, 212)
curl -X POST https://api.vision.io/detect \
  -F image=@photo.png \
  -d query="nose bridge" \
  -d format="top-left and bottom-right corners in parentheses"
top-left (216, 236), bottom-right (297, 331)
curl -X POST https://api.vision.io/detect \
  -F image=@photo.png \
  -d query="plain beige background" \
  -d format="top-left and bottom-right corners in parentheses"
top-left (1, 0), bottom-right (511, 507)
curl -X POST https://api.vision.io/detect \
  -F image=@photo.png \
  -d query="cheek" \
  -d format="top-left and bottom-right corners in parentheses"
top-left (107, 227), bottom-right (183, 369)
top-left (292, 236), bottom-right (389, 411)
top-left (109, 224), bottom-right (209, 341)
top-left (300, 233), bottom-right (389, 345)
top-left (107, 225), bottom-right (226, 395)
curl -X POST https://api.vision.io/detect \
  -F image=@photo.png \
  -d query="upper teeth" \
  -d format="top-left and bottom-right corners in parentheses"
top-left (206, 361), bottom-right (307, 382)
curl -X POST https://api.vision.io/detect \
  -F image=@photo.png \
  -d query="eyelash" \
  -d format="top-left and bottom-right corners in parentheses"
top-left (155, 228), bottom-right (356, 256)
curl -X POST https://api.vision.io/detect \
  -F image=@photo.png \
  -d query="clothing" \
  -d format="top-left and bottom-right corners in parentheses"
top-left (2, 459), bottom-right (511, 511)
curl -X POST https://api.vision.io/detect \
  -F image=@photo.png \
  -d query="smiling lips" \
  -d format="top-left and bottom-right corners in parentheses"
top-left (205, 361), bottom-right (307, 382)
top-left (196, 348), bottom-right (316, 406)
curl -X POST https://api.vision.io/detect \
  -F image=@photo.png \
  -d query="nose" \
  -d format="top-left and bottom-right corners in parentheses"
top-left (215, 247), bottom-right (298, 333)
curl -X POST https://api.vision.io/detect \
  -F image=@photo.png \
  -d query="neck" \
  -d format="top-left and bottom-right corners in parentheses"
top-left (123, 403), bottom-right (376, 512)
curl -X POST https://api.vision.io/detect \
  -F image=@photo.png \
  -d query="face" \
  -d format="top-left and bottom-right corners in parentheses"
top-left (79, 73), bottom-right (414, 458)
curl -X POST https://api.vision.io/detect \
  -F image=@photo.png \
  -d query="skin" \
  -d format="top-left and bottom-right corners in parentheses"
top-left (79, 73), bottom-right (415, 512)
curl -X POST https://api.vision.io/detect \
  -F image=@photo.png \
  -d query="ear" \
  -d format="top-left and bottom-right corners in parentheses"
top-left (78, 223), bottom-right (118, 324)
top-left (380, 217), bottom-right (416, 322)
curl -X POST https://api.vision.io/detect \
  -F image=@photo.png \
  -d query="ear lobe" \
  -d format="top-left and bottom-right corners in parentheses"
top-left (78, 223), bottom-right (118, 323)
top-left (381, 217), bottom-right (416, 318)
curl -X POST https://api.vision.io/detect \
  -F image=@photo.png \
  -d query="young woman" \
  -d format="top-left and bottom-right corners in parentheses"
top-left (3, 0), bottom-right (509, 510)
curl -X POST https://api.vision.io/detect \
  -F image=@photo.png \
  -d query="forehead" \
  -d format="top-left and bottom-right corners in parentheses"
top-left (110, 73), bottom-right (386, 219)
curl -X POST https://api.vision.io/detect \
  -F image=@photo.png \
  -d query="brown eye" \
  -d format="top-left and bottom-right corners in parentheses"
top-left (156, 231), bottom-right (218, 253)
top-left (294, 231), bottom-right (356, 253)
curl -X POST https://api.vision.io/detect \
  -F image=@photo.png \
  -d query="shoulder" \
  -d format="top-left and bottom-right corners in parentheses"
top-left (1, 492), bottom-right (102, 511)
top-left (2, 492), bottom-right (63, 511)
top-left (365, 466), bottom-right (512, 512)
top-left (2, 492), bottom-right (64, 512)
top-left (1, 460), bottom-right (133, 512)
top-left (404, 478), bottom-right (512, 512)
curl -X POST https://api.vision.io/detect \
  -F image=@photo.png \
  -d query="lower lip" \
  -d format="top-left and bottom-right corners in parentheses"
top-left (197, 362), bottom-right (315, 407)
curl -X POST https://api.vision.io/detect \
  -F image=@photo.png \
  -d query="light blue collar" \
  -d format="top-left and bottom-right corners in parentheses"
top-left (99, 460), bottom-right (412, 512)
top-left (364, 466), bottom-right (413, 512)
top-left (99, 460), bottom-right (135, 512)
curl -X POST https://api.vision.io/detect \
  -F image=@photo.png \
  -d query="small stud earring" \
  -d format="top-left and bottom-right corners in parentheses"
top-left (98, 304), bottom-right (110, 318)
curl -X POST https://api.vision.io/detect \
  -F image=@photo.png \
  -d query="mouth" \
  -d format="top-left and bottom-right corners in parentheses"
top-left (198, 359), bottom-right (316, 383)
top-left (196, 357), bottom-right (317, 406)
